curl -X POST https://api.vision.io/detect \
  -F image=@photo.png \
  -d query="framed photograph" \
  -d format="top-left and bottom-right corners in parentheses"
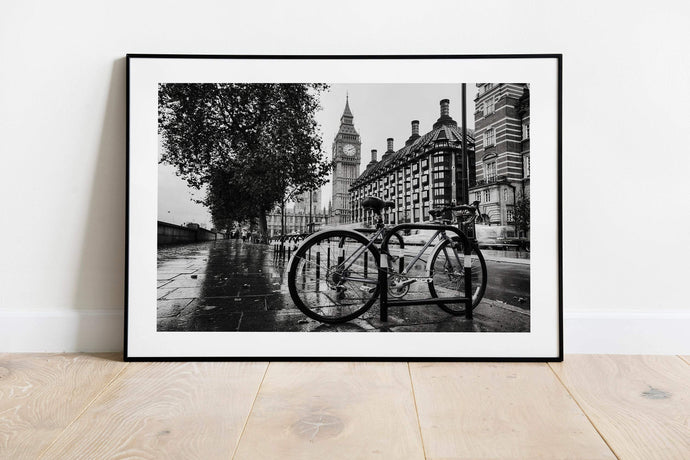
top-left (126, 54), bottom-right (562, 361)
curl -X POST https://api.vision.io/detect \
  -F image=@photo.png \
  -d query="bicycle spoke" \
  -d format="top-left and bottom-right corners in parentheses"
top-left (288, 231), bottom-right (381, 323)
top-left (429, 240), bottom-right (486, 312)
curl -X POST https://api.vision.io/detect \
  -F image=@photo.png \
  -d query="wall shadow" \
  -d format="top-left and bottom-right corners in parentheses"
top-left (73, 58), bottom-right (126, 351)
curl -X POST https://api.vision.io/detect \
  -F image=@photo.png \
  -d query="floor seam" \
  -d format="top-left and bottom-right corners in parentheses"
top-left (407, 362), bottom-right (428, 460)
top-left (546, 362), bottom-right (621, 460)
top-left (37, 360), bottom-right (130, 459)
top-left (230, 361), bottom-right (270, 460)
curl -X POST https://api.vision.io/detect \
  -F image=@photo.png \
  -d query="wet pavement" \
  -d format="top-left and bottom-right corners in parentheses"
top-left (157, 239), bottom-right (530, 333)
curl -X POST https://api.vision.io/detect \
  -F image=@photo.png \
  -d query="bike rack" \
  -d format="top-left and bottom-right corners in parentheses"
top-left (378, 223), bottom-right (473, 321)
top-left (356, 228), bottom-right (406, 274)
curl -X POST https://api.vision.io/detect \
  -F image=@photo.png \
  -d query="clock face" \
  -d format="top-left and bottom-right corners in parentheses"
top-left (343, 144), bottom-right (356, 156)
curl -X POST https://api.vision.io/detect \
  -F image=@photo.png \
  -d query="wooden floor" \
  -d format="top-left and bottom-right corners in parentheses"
top-left (0, 355), bottom-right (688, 459)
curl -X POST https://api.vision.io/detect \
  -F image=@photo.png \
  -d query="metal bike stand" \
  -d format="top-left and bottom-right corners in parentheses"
top-left (356, 228), bottom-right (406, 274)
top-left (378, 223), bottom-right (474, 321)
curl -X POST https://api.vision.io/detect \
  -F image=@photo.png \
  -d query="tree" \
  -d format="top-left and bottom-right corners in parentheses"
top-left (513, 194), bottom-right (530, 238)
top-left (158, 83), bottom-right (331, 239)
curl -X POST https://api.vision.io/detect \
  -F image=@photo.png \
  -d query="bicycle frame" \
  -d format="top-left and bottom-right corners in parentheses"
top-left (332, 220), bottom-right (474, 321)
top-left (337, 225), bottom-right (436, 281)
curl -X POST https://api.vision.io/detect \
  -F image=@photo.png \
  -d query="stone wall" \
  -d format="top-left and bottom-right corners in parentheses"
top-left (158, 221), bottom-right (226, 245)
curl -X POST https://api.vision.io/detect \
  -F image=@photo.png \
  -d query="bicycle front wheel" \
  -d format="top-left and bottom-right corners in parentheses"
top-left (288, 230), bottom-right (380, 323)
top-left (428, 238), bottom-right (487, 314)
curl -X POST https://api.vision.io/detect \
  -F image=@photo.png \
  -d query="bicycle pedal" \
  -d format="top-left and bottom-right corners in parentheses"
top-left (359, 285), bottom-right (376, 293)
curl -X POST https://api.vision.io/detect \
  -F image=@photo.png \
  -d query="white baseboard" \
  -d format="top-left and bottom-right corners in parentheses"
top-left (0, 309), bottom-right (124, 353)
top-left (564, 310), bottom-right (690, 354)
top-left (1, 309), bottom-right (688, 354)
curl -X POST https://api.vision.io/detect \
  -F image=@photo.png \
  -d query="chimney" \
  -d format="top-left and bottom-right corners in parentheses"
top-left (440, 99), bottom-right (450, 117)
top-left (386, 138), bottom-right (394, 153)
top-left (433, 98), bottom-right (457, 129)
top-left (406, 120), bottom-right (422, 146)
top-left (371, 149), bottom-right (377, 162)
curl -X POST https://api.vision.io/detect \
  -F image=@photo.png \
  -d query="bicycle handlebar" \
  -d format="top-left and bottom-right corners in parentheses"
top-left (430, 201), bottom-right (481, 224)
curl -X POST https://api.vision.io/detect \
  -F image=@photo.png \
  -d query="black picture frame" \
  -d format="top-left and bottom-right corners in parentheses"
top-left (125, 54), bottom-right (562, 362)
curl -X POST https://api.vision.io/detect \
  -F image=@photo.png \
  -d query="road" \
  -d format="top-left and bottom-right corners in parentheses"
top-left (484, 259), bottom-right (530, 310)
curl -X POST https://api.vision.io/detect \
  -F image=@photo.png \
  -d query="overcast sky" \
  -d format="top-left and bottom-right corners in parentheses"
top-left (158, 83), bottom-right (478, 228)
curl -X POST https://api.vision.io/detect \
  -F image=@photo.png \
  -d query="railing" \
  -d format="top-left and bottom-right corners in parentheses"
top-left (270, 233), bottom-right (310, 261)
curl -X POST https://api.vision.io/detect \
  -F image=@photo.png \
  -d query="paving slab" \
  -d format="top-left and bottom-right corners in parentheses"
top-left (157, 239), bottom-right (530, 333)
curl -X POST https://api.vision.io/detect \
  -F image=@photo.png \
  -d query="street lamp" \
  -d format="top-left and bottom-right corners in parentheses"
top-left (461, 82), bottom-right (469, 206)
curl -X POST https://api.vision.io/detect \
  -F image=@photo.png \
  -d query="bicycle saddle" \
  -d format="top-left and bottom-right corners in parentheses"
top-left (361, 196), bottom-right (394, 213)
top-left (428, 208), bottom-right (447, 219)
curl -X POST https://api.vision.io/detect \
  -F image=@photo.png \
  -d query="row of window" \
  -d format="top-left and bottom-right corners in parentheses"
top-left (352, 171), bottom-right (455, 195)
top-left (358, 209), bottom-right (519, 226)
top-left (481, 154), bottom-right (530, 180)
top-left (355, 197), bottom-right (524, 224)
top-left (474, 187), bottom-right (514, 203)
top-left (482, 122), bottom-right (530, 149)
top-left (354, 154), bottom-right (452, 190)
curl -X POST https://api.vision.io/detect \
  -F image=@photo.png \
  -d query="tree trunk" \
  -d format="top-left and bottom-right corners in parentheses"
top-left (280, 201), bottom-right (286, 236)
top-left (258, 209), bottom-right (268, 243)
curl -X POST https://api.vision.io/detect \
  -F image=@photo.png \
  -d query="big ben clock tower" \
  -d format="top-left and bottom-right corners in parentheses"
top-left (331, 95), bottom-right (361, 224)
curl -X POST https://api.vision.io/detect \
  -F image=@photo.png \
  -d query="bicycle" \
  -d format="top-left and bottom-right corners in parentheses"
top-left (287, 197), bottom-right (487, 324)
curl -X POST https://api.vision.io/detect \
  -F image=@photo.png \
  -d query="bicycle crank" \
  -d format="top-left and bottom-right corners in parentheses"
top-left (388, 275), bottom-right (415, 298)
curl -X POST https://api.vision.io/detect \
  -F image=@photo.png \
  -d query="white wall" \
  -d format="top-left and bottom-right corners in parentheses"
top-left (1, 0), bottom-right (688, 353)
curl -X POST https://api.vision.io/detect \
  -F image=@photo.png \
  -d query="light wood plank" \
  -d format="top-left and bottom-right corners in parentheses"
top-left (234, 362), bottom-right (425, 459)
top-left (680, 355), bottom-right (690, 366)
top-left (41, 361), bottom-right (268, 459)
top-left (550, 355), bottom-right (690, 460)
top-left (0, 353), bottom-right (125, 459)
top-left (410, 362), bottom-right (615, 460)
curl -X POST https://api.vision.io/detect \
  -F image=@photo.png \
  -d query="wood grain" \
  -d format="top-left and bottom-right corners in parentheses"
top-left (41, 361), bottom-right (268, 459)
top-left (234, 362), bottom-right (425, 459)
top-left (550, 355), bottom-right (690, 460)
top-left (0, 353), bottom-right (125, 459)
top-left (410, 362), bottom-right (615, 459)
top-left (680, 355), bottom-right (690, 366)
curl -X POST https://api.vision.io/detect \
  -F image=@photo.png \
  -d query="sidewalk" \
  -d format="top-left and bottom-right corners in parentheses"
top-left (481, 254), bottom-right (531, 265)
top-left (157, 239), bottom-right (529, 333)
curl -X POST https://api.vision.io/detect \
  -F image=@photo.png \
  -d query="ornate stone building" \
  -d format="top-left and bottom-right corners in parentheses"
top-left (294, 189), bottom-right (321, 216)
top-left (266, 205), bottom-right (327, 236)
top-left (469, 83), bottom-right (530, 237)
top-left (349, 99), bottom-right (475, 226)
top-left (330, 96), bottom-right (361, 224)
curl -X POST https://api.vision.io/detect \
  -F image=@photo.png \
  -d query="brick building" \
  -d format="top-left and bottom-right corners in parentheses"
top-left (349, 99), bottom-right (475, 226)
top-left (469, 83), bottom-right (530, 238)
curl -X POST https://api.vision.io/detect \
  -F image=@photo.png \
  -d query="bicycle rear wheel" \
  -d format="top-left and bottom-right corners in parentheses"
top-left (428, 238), bottom-right (487, 314)
top-left (288, 230), bottom-right (380, 323)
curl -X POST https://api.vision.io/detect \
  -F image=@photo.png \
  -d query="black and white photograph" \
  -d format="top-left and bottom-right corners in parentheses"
top-left (126, 55), bottom-right (561, 359)
top-left (156, 82), bottom-right (531, 333)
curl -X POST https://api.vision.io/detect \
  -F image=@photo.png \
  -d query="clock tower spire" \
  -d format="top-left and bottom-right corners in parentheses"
top-left (331, 95), bottom-right (361, 224)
